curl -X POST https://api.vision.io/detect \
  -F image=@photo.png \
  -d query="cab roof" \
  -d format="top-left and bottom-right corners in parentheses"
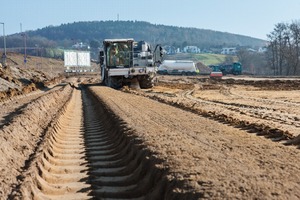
top-left (104, 38), bottom-right (134, 43)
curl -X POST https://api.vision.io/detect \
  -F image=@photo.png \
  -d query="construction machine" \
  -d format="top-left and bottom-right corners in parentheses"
top-left (99, 38), bottom-right (163, 89)
top-left (209, 62), bottom-right (242, 75)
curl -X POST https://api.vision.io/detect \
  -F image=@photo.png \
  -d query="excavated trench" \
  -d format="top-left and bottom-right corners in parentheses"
top-left (12, 85), bottom-right (170, 199)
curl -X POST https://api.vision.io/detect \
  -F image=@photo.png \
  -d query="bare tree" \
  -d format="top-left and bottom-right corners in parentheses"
top-left (267, 23), bottom-right (287, 75)
top-left (237, 49), bottom-right (268, 75)
top-left (267, 21), bottom-right (300, 76)
top-left (289, 21), bottom-right (300, 74)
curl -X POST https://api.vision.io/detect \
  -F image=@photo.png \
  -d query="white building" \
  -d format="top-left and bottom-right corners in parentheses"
top-left (221, 47), bottom-right (236, 55)
top-left (183, 46), bottom-right (201, 53)
top-left (258, 47), bottom-right (267, 53)
top-left (72, 42), bottom-right (90, 50)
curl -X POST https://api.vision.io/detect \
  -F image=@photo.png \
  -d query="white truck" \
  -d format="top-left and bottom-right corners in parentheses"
top-left (99, 38), bottom-right (163, 89)
top-left (157, 60), bottom-right (199, 75)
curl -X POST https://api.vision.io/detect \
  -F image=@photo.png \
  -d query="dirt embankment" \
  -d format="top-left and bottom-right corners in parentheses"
top-left (89, 86), bottom-right (300, 199)
top-left (0, 52), bottom-right (65, 102)
top-left (0, 84), bottom-right (73, 198)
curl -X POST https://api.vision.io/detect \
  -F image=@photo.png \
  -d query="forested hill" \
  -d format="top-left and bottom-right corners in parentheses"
top-left (8, 21), bottom-right (266, 49)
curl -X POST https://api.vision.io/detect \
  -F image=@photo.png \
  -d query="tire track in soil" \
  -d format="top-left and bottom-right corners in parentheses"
top-left (190, 85), bottom-right (300, 127)
top-left (212, 86), bottom-right (300, 127)
top-left (0, 84), bottom-right (65, 128)
top-left (181, 90), bottom-right (297, 142)
top-left (131, 88), bottom-right (300, 148)
top-left (154, 80), bottom-right (300, 131)
top-left (15, 86), bottom-right (167, 199)
top-left (16, 87), bottom-right (92, 199)
top-left (183, 90), bottom-right (300, 128)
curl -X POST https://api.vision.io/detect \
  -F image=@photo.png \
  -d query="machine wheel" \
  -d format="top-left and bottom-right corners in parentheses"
top-left (106, 76), bottom-right (123, 89)
top-left (101, 66), bottom-right (106, 84)
top-left (139, 75), bottom-right (154, 89)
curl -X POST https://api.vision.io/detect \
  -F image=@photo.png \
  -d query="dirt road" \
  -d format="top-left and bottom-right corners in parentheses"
top-left (1, 76), bottom-right (300, 199)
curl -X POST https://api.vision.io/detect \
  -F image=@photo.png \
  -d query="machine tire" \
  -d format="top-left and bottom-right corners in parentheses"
top-left (139, 75), bottom-right (154, 89)
top-left (101, 66), bottom-right (106, 84)
top-left (106, 76), bottom-right (123, 89)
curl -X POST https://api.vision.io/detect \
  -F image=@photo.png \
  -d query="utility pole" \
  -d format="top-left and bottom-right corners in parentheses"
top-left (20, 23), bottom-right (27, 67)
top-left (23, 33), bottom-right (27, 67)
top-left (0, 22), bottom-right (6, 65)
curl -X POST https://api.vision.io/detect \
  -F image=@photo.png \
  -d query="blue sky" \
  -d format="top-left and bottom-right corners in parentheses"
top-left (1, 0), bottom-right (300, 40)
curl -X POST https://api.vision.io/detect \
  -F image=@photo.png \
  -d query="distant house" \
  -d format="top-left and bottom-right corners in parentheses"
top-left (221, 47), bottom-right (236, 55)
top-left (164, 45), bottom-right (177, 55)
top-left (72, 42), bottom-right (90, 50)
top-left (247, 48), bottom-right (257, 53)
top-left (258, 47), bottom-right (267, 53)
top-left (183, 46), bottom-right (201, 53)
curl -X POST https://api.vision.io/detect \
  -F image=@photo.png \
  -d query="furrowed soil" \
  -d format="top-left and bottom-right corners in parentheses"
top-left (91, 81), bottom-right (300, 199)
top-left (1, 53), bottom-right (300, 200)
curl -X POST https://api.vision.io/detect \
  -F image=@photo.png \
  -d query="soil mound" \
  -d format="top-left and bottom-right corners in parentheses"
top-left (0, 53), bottom-right (64, 101)
top-left (196, 61), bottom-right (211, 74)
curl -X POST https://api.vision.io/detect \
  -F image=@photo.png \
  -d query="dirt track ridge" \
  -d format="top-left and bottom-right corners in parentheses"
top-left (3, 77), bottom-right (300, 199)
top-left (13, 86), bottom-right (171, 199)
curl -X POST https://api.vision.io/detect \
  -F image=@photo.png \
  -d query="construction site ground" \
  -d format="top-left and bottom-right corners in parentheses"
top-left (0, 53), bottom-right (300, 199)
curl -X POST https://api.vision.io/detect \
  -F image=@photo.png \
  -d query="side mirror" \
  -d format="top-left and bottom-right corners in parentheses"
top-left (154, 45), bottom-right (163, 64)
top-left (99, 51), bottom-right (104, 65)
top-left (159, 46), bottom-right (163, 57)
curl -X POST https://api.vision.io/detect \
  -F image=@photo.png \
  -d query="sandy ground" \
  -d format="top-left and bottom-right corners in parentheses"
top-left (147, 76), bottom-right (300, 141)
top-left (90, 85), bottom-right (300, 199)
top-left (0, 53), bottom-right (300, 199)
top-left (1, 76), bottom-right (300, 199)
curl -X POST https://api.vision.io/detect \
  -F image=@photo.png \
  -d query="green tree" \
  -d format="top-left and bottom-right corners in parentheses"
top-left (90, 40), bottom-right (101, 49)
top-left (45, 48), bottom-right (54, 58)
top-left (181, 41), bottom-right (188, 49)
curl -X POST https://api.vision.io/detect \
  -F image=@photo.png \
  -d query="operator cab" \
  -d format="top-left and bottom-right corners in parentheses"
top-left (103, 39), bottom-right (134, 68)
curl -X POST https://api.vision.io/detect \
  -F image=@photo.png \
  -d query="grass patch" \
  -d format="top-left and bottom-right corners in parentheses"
top-left (165, 53), bottom-right (237, 66)
top-left (193, 54), bottom-right (233, 66)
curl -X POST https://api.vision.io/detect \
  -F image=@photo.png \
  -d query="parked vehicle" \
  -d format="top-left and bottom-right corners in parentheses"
top-left (157, 60), bottom-right (199, 75)
top-left (210, 71), bottom-right (223, 79)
